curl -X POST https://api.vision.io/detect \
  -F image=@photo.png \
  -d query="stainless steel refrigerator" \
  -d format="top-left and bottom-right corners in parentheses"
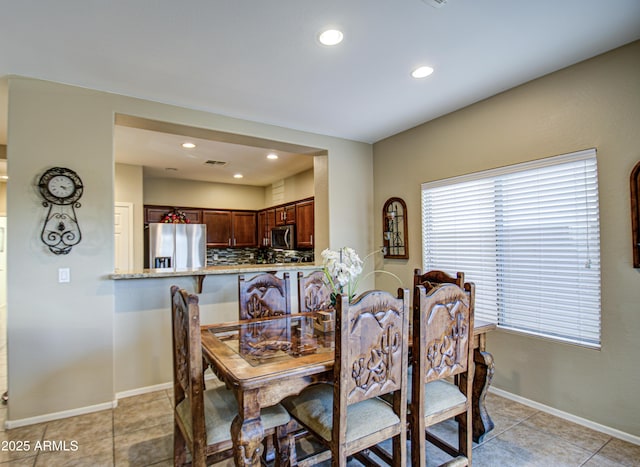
top-left (148, 223), bottom-right (206, 269)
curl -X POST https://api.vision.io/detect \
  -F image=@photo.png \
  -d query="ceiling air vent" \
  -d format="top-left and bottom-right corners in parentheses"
top-left (204, 160), bottom-right (227, 166)
top-left (422, 0), bottom-right (447, 8)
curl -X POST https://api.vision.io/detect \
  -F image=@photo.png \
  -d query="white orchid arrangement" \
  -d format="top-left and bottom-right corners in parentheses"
top-left (321, 247), bottom-right (402, 304)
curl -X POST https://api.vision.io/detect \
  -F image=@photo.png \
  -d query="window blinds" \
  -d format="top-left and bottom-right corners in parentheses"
top-left (421, 149), bottom-right (601, 348)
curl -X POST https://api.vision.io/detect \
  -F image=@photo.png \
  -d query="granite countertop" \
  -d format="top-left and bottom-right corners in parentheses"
top-left (109, 262), bottom-right (321, 280)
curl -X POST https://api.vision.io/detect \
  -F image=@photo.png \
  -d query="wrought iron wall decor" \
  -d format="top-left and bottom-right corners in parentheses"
top-left (632, 161), bottom-right (640, 268)
top-left (382, 197), bottom-right (409, 259)
top-left (37, 167), bottom-right (84, 255)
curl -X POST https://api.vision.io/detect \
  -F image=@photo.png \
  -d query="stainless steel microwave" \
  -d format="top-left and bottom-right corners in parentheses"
top-left (271, 225), bottom-right (295, 249)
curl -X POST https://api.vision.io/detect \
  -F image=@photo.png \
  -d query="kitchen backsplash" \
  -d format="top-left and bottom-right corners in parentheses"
top-left (207, 247), bottom-right (314, 266)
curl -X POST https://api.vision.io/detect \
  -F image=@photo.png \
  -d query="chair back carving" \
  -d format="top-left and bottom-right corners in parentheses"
top-left (297, 270), bottom-right (333, 312)
top-left (413, 268), bottom-right (464, 292)
top-left (415, 282), bottom-right (474, 383)
top-left (238, 272), bottom-right (291, 320)
top-left (411, 281), bottom-right (475, 466)
top-left (170, 285), bottom-right (207, 460)
top-left (336, 289), bottom-right (410, 406)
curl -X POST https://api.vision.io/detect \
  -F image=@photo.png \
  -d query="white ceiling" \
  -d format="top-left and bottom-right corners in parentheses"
top-left (115, 125), bottom-right (316, 186)
top-left (1, 0), bottom-right (640, 182)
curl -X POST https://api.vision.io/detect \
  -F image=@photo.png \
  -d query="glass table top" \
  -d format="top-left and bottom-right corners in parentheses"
top-left (206, 312), bottom-right (335, 367)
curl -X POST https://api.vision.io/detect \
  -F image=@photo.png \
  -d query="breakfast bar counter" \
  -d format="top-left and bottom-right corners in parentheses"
top-left (110, 263), bottom-right (321, 292)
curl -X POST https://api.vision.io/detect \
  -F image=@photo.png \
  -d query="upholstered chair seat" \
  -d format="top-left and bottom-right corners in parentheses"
top-left (423, 380), bottom-right (468, 417)
top-left (177, 386), bottom-right (290, 446)
top-left (282, 383), bottom-right (400, 443)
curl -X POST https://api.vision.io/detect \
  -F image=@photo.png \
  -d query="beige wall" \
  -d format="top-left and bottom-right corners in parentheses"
top-left (5, 76), bottom-right (373, 423)
top-left (115, 163), bottom-right (144, 269)
top-left (143, 176), bottom-right (265, 210)
top-left (373, 41), bottom-right (640, 437)
top-left (265, 168), bottom-right (315, 207)
top-left (143, 168), bottom-right (314, 210)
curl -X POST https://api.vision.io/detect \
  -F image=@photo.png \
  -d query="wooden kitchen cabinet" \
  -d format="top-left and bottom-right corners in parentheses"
top-left (275, 204), bottom-right (296, 225)
top-left (203, 209), bottom-right (257, 247)
top-left (232, 211), bottom-right (257, 247)
top-left (258, 208), bottom-right (276, 246)
top-left (295, 199), bottom-right (314, 249)
top-left (203, 210), bottom-right (232, 247)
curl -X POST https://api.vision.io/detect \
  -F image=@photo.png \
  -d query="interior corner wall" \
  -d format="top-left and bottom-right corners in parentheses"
top-left (115, 163), bottom-right (144, 270)
top-left (6, 76), bottom-right (373, 421)
top-left (372, 40), bottom-right (640, 437)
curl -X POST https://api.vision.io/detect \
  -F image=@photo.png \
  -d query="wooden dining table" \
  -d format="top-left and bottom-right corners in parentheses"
top-left (201, 313), bottom-right (496, 466)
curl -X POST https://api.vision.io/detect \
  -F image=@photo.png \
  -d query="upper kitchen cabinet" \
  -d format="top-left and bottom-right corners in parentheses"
top-left (203, 210), bottom-right (232, 247)
top-left (275, 203), bottom-right (296, 226)
top-left (145, 206), bottom-right (202, 224)
top-left (232, 211), bottom-right (257, 247)
top-left (203, 209), bottom-right (257, 247)
top-left (258, 208), bottom-right (276, 247)
top-left (295, 199), bottom-right (314, 249)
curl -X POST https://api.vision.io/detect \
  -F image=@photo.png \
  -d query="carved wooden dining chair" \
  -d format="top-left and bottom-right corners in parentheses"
top-left (170, 286), bottom-right (292, 466)
top-left (297, 270), bottom-right (332, 313)
top-left (238, 272), bottom-right (291, 320)
top-left (410, 282), bottom-right (475, 467)
top-left (282, 288), bottom-right (410, 467)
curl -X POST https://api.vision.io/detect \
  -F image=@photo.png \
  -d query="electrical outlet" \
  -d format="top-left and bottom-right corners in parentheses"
top-left (58, 268), bottom-right (70, 283)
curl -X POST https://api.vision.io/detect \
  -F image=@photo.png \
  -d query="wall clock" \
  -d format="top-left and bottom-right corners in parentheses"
top-left (38, 167), bottom-right (84, 255)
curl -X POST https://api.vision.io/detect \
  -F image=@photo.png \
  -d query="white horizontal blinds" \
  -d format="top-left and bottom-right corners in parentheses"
top-left (422, 179), bottom-right (499, 322)
top-left (422, 149), bottom-right (601, 347)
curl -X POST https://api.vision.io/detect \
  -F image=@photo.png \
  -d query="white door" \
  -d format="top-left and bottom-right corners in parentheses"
top-left (114, 203), bottom-right (134, 271)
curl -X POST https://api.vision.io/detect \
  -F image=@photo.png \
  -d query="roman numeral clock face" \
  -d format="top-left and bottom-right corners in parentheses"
top-left (37, 167), bottom-right (84, 254)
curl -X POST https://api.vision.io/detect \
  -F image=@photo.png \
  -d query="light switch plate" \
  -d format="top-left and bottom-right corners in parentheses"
top-left (58, 268), bottom-right (70, 283)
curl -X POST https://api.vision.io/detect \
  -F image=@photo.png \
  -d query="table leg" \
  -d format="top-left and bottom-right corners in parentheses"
top-left (275, 420), bottom-right (298, 467)
top-left (472, 345), bottom-right (495, 442)
top-left (231, 390), bottom-right (264, 467)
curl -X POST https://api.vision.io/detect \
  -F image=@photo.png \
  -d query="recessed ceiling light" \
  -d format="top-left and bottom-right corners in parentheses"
top-left (233, 173), bottom-right (243, 179)
top-left (182, 142), bottom-right (196, 149)
top-left (267, 153), bottom-right (279, 160)
top-left (411, 66), bottom-right (434, 79)
top-left (318, 29), bottom-right (343, 46)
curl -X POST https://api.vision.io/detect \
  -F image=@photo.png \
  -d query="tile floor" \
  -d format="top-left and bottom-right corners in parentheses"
top-left (0, 383), bottom-right (638, 466)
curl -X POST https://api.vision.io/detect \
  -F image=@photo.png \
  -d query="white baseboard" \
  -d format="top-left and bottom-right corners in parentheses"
top-left (4, 400), bottom-right (116, 430)
top-left (4, 375), bottom-right (223, 430)
top-left (489, 387), bottom-right (640, 446)
top-left (115, 381), bottom-right (173, 401)
top-left (114, 373), bottom-right (219, 401)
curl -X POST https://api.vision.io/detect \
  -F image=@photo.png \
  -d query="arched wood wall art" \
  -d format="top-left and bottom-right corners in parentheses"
top-left (631, 161), bottom-right (640, 268)
top-left (382, 197), bottom-right (409, 259)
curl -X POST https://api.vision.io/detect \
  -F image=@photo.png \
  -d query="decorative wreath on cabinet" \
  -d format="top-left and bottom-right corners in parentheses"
top-left (160, 209), bottom-right (191, 224)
